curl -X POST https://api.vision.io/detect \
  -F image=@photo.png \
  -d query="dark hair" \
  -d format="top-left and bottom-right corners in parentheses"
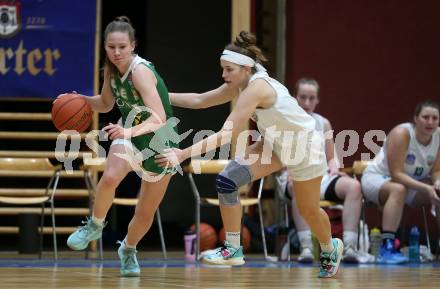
top-left (104, 16), bottom-right (136, 76)
top-left (295, 77), bottom-right (320, 95)
top-left (414, 100), bottom-right (439, 117)
top-left (224, 31), bottom-right (267, 73)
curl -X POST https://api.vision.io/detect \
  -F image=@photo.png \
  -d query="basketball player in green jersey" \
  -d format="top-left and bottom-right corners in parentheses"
top-left (65, 16), bottom-right (178, 277)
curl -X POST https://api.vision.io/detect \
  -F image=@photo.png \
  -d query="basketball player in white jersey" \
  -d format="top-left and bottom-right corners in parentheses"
top-left (156, 31), bottom-right (343, 278)
top-left (362, 100), bottom-right (440, 264)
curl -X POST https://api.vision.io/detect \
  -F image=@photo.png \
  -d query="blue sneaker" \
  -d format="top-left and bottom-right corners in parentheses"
top-left (67, 218), bottom-right (105, 250)
top-left (118, 241), bottom-right (140, 277)
top-left (376, 239), bottom-right (408, 264)
top-left (202, 241), bottom-right (245, 266)
top-left (318, 238), bottom-right (344, 278)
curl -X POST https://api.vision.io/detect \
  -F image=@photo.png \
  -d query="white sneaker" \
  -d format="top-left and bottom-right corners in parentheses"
top-left (401, 245), bottom-right (434, 263)
top-left (420, 245), bottom-right (434, 262)
top-left (297, 247), bottom-right (314, 263)
top-left (343, 246), bottom-right (375, 264)
top-left (342, 246), bottom-right (359, 263)
top-left (318, 238), bottom-right (344, 278)
top-left (358, 251), bottom-right (375, 263)
top-left (202, 241), bottom-right (245, 266)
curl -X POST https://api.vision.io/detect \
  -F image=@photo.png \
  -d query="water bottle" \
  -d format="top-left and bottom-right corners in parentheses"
top-left (184, 230), bottom-right (196, 262)
top-left (369, 227), bottom-right (381, 257)
top-left (409, 226), bottom-right (420, 263)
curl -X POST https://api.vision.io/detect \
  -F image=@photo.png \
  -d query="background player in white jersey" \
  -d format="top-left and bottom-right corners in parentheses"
top-left (276, 78), bottom-right (373, 263)
top-left (156, 31), bottom-right (343, 278)
top-left (362, 100), bottom-right (440, 264)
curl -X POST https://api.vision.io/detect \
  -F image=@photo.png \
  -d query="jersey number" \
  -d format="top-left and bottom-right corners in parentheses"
top-left (414, 167), bottom-right (424, 177)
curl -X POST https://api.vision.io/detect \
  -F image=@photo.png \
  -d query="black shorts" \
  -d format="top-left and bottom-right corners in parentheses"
top-left (323, 175), bottom-right (343, 203)
top-left (284, 175), bottom-right (343, 203)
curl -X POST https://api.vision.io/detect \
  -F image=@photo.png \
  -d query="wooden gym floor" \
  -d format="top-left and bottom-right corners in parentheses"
top-left (0, 251), bottom-right (439, 289)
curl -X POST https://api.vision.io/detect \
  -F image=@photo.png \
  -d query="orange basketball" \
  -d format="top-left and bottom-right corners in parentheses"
top-left (218, 226), bottom-right (251, 252)
top-left (51, 93), bottom-right (92, 133)
top-left (190, 223), bottom-right (218, 251)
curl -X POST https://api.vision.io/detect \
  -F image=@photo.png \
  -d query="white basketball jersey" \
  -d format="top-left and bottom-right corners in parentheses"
top-left (366, 122), bottom-right (440, 180)
top-left (250, 71), bottom-right (322, 162)
top-left (310, 112), bottom-right (326, 133)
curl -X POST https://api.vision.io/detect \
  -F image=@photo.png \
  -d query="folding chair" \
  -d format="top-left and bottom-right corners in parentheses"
top-left (185, 159), bottom-right (269, 261)
top-left (352, 160), bottom-right (372, 252)
top-left (0, 157), bottom-right (61, 259)
top-left (82, 157), bottom-right (167, 259)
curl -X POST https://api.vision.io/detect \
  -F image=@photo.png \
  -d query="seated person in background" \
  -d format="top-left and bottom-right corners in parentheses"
top-left (277, 77), bottom-right (374, 263)
top-left (361, 100), bottom-right (440, 264)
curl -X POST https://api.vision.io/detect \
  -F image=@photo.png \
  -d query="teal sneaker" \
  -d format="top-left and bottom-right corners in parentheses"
top-left (118, 241), bottom-right (140, 277)
top-left (202, 241), bottom-right (245, 266)
top-left (318, 238), bottom-right (344, 278)
top-left (67, 218), bottom-right (105, 250)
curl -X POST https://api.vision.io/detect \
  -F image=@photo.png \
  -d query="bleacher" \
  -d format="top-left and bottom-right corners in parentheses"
top-left (0, 101), bottom-right (96, 248)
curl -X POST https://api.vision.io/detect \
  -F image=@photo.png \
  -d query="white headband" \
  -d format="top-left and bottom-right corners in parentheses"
top-left (220, 49), bottom-right (266, 72)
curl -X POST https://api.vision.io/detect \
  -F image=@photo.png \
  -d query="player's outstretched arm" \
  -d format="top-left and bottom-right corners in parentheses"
top-left (169, 84), bottom-right (237, 109)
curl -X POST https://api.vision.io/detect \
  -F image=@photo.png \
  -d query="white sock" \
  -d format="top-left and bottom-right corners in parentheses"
top-left (320, 240), bottom-right (334, 253)
top-left (123, 237), bottom-right (136, 249)
top-left (297, 230), bottom-right (312, 249)
top-left (343, 230), bottom-right (358, 249)
top-left (92, 215), bottom-right (105, 226)
top-left (226, 232), bottom-right (241, 248)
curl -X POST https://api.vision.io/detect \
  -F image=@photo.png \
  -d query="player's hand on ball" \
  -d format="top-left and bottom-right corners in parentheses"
top-left (54, 91), bottom-right (78, 104)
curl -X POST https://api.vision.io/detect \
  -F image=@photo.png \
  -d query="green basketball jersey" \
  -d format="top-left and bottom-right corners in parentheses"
top-left (109, 55), bottom-right (178, 174)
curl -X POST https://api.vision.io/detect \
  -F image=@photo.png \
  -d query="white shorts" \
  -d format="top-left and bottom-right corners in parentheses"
top-left (283, 132), bottom-right (327, 182)
top-left (361, 172), bottom-right (417, 205)
top-left (111, 138), bottom-right (135, 148)
top-left (287, 162), bottom-right (327, 182)
top-left (110, 139), bottom-right (144, 169)
top-left (111, 139), bottom-right (141, 158)
top-left (275, 170), bottom-right (337, 202)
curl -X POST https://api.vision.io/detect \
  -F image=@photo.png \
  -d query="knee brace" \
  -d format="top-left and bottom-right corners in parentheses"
top-left (215, 160), bottom-right (252, 206)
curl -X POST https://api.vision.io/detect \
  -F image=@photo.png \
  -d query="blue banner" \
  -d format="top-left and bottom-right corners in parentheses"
top-left (0, 0), bottom-right (98, 99)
